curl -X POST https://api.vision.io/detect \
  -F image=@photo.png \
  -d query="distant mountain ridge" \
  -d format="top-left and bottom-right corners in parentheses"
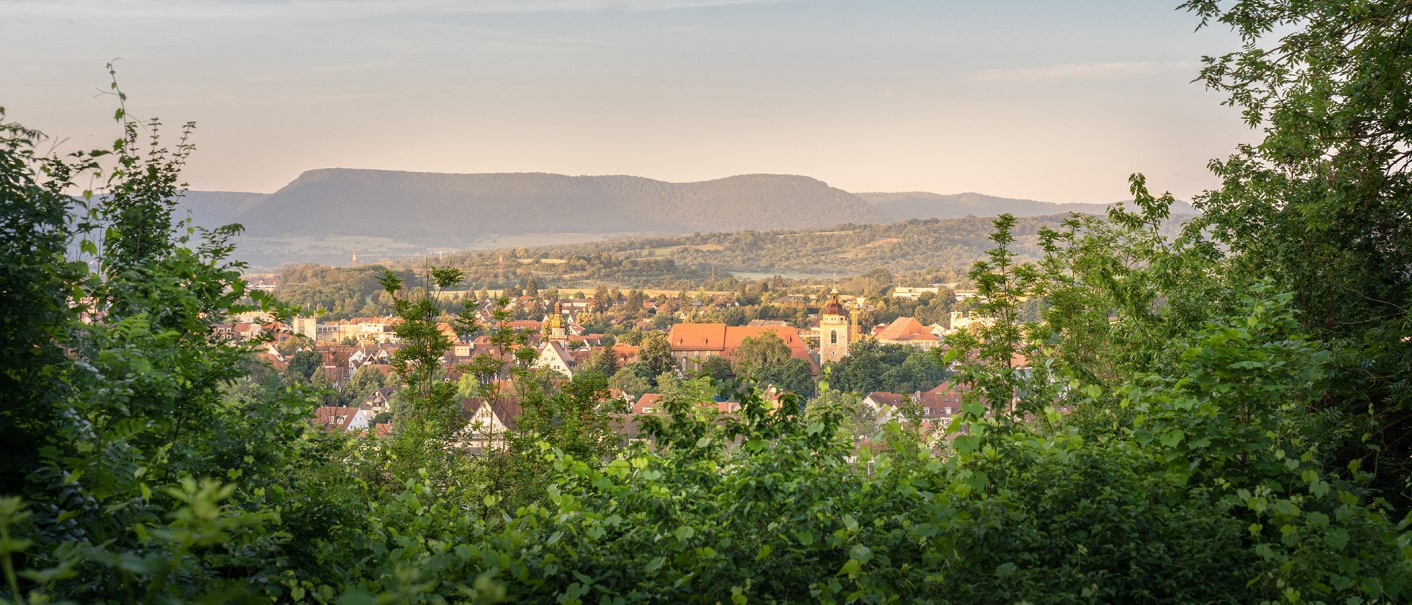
top-left (175, 191), bottom-right (267, 229)
top-left (190, 169), bottom-right (883, 244)
top-left (859, 191), bottom-right (1196, 221)
top-left (173, 169), bottom-right (1193, 266)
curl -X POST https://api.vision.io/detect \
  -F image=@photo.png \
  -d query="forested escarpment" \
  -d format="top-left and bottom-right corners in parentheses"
top-left (4, 3), bottom-right (1412, 603)
top-left (449, 212), bottom-right (1191, 277)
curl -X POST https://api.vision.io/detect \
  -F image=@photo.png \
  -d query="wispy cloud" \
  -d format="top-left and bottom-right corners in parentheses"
top-left (966, 60), bottom-right (1200, 82)
top-left (8, 0), bottom-right (808, 20)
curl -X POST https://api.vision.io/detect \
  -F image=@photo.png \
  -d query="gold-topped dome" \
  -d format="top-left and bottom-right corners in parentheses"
top-left (544, 301), bottom-right (566, 337)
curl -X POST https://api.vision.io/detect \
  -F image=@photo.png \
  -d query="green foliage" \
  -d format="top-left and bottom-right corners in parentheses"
top-left (574, 347), bottom-right (618, 380)
top-left (0, 107), bottom-right (84, 494)
top-left (608, 363), bottom-right (654, 398)
top-left (7, 7), bottom-right (1412, 599)
top-left (326, 289), bottom-right (1412, 602)
top-left (636, 332), bottom-right (676, 387)
top-left (825, 340), bottom-right (949, 396)
top-left (0, 72), bottom-right (345, 603)
top-left (274, 263), bottom-right (402, 319)
top-left (515, 213), bottom-right (1182, 279)
top-left (729, 332), bottom-right (816, 398)
top-left (286, 349), bottom-right (322, 382)
top-left (1181, 0), bottom-right (1412, 510)
top-left (377, 266), bottom-right (482, 484)
top-left (482, 373), bottom-right (625, 512)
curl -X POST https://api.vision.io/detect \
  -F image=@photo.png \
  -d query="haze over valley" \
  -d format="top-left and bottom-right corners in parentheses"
top-left (180, 168), bottom-right (1193, 267)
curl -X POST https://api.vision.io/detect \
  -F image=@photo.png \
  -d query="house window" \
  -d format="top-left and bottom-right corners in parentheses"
top-left (830, 330), bottom-right (838, 345)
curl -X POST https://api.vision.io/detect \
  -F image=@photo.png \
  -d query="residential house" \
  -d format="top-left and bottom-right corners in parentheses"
top-left (633, 393), bottom-right (664, 415)
top-left (864, 381), bottom-right (973, 427)
top-left (891, 286), bottom-right (940, 300)
top-left (360, 387), bottom-right (395, 414)
top-left (459, 397), bottom-right (523, 451)
top-left (944, 311), bottom-right (995, 336)
top-left (534, 340), bottom-right (579, 378)
top-left (312, 406), bottom-right (374, 432)
top-left (875, 317), bottom-right (942, 349)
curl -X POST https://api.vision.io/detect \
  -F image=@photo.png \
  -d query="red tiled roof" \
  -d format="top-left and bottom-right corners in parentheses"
top-left (864, 392), bottom-right (907, 408)
top-left (877, 317), bottom-right (939, 342)
top-left (256, 353), bottom-right (288, 373)
top-left (668, 323), bottom-right (728, 351)
top-left (866, 382), bottom-right (974, 420)
top-left (633, 393), bottom-right (664, 414)
top-left (917, 382), bottom-right (971, 417)
top-left (611, 344), bottom-right (640, 364)
top-left (669, 324), bottom-right (812, 365)
top-left (312, 406), bottom-right (362, 432)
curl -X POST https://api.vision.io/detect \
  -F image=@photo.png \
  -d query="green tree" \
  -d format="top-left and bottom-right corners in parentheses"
top-left (733, 332), bottom-right (815, 398)
top-left (1180, 0), bottom-right (1412, 508)
top-left (593, 283), bottom-right (612, 312)
top-left (577, 346), bottom-right (619, 379)
top-left (346, 364), bottom-right (387, 401)
top-left (624, 288), bottom-right (646, 318)
top-left (0, 110), bottom-right (87, 491)
top-left (823, 340), bottom-right (945, 396)
top-left (732, 332), bottom-right (792, 376)
top-left (286, 349), bottom-right (322, 383)
top-left (880, 348), bottom-right (947, 394)
top-left (637, 332), bottom-right (676, 385)
top-left (379, 266), bottom-right (479, 446)
top-left (609, 363), bottom-right (654, 398)
top-left (692, 354), bottom-right (737, 396)
top-left (0, 74), bottom-right (341, 602)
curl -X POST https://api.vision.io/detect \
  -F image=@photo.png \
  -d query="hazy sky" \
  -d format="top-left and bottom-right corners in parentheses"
top-left (4, 0), bottom-right (1253, 203)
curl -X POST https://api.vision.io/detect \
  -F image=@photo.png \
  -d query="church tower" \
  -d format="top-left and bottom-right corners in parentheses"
top-left (544, 301), bottom-right (567, 342)
top-left (819, 289), bottom-right (850, 364)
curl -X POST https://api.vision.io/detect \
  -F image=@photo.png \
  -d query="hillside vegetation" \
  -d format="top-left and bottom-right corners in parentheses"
top-left (860, 190), bottom-right (1197, 221)
top-left (462, 213), bottom-right (1192, 277)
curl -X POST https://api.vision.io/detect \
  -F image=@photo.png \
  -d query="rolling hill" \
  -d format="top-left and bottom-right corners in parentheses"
top-left (859, 191), bottom-right (1196, 221)
top-left (442, 212), bottom-right (1195, 282)
top-left (222, 170), bottom-right (882, 241)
